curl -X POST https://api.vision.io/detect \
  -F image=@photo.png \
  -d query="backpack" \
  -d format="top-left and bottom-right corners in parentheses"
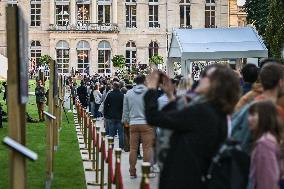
top-left (231, 102), bottom-right (254, 154)
top-left (202, 139), bottom-right (250, 189)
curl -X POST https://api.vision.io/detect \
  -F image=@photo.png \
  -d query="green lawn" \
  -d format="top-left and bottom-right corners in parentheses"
top-left (0, 80), bottom-right (86, 189)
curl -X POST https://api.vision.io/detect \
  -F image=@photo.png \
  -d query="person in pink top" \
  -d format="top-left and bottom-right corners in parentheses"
top-left (248, 101), bottom-right (284, 189)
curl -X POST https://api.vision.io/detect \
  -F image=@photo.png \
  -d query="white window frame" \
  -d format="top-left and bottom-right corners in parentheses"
top-left (56, 40), bottom-right (70, 74)
top-left (148, 0), bottom-right (159, 28)
top-left (179, 0), bottom-right (191, 28)
top-left (77, 1), bottom-right (91, 25)
top-left (77, 40), bottom-right (90, 74)
top-left (126, 41), bottom-right (137, 67)
top-left (126, 0), bottom-right (137, 28)
top-left (148, 41), bottom-right (159, 59)
top-left (30, 0), bottom-right (41, 27)
top-left (98, 41), bottom-right (111, 75)
top-left (205, 0), bottom-right (216, 28)
top-left (30, 40), bottom-right (41, 68)
top-left (55, 2), bottom-right (70, 26)
top-left (97, 0), bottom-right (112, 24)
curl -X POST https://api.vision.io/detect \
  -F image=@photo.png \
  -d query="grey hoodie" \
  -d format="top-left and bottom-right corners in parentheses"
top-left (122, 84), bottom-right (148, 125)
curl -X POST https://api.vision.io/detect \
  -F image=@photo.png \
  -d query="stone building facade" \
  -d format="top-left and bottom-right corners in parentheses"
top-left (0, 0), bottom-right (232, 75)
top-left (229, 0), bottom-right (247, 27)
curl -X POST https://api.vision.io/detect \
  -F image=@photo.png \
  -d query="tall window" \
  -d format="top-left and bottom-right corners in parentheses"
top-left (98, 0), bottom-right (111, 24)
top-left (180, 0), bottom-right (190, 28)
top-left (77, 0), bottom-right (90, 25)
top-left (205, 0), bottom-right (215, 28)
top-left (126, 0), bottom-right (136, 28)
top-left (56, 0), bottom-right (70, 26)
top-left (77, 41), bottom-right (90, 74)
top-left (126, 41), bottom-right (136, 67)
top-left (149, 0), bottom-right (159, 28)
top-left (56, 40), bottom-right (69, 74)
top-left (149, 41), bottom-right (158, 58)
top-left (30, 0), bottom-right (41, 27)
top-left (30, 41), bottom-right (41, 68)
top-left (98, 41), bottom-right (111, 75)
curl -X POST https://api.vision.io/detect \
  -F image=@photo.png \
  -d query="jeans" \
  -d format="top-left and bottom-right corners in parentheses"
top-left (90, 102), bottom-right (95, 117)
top-left (105, 118), bottom-right (110, 136)
top-left (129, 125), bottom-right (155, 175)
top-left (94, 103), bottom-right (101, 118)
top-left (107, 119), bottom-right (124, 149)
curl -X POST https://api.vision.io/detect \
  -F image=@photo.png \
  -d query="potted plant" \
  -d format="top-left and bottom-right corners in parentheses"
top-left (39, 55), bottom-right (52, 67)
top-left (112, 55), bottom-right (126, 69)
top-left (149, 55), bottom-right (164, 69)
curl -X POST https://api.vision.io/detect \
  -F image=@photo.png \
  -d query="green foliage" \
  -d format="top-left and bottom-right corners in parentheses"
top-left (245, 0), bottom-right (269, 36)
top-left (149, 55), bottom-right (164, 65)
top-left (112, 55), bottom-right (126, 68)
top-left (39, 55), bottom-right (52, 66)
top-left (265, 0), bottom-right (284, 58)
top-left (246, 0), bottom-right (284, 58)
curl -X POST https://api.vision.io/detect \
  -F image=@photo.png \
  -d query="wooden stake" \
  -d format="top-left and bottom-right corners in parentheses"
top-left (6, 5), bottom-right (27, 189)
top-left (45, 60), bottom-right (55, 189)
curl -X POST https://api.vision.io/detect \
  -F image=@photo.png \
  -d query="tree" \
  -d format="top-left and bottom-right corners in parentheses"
top-left (112, 55), bottom-right (126, 68)
top-left (245, 0), bottom-right (269, 36)
top-left (39, 55), bottom-right (52, 66)
top-left (265, 0), bottom-right (284, 58)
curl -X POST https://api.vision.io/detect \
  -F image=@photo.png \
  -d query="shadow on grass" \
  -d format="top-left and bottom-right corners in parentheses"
top-left (0, 87), bottom-right (85, 189)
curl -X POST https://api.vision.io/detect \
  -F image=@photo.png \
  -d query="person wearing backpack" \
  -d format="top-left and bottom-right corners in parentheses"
top-left (93, 83), bottom-right (102, 118)
top-left (144, 65), bottom-right (240, 189)
top-left (232, 62), bottom-right (284, 154)
top-left (248, 101), bottom-right (284, 189)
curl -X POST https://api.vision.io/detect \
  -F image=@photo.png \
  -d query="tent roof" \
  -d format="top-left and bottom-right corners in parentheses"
top-left (0, 54), bottom-right (7, 80)
top-left (168, 27), bottom-right (268, 60)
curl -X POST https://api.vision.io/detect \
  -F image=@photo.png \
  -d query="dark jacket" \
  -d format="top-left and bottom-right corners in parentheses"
top-left (144, 90), bottom-right (227, 189)
top-left (104, 89), bottom-right (124, 120)
top-left (77, 85), bottom-right (88, 107)
top-left (35, 85), bottom-right (45, 103)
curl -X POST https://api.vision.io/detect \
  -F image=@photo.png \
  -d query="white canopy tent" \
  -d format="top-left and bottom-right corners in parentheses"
top-left (167, 27), bottom-right (268, 78)
top-left (0, 54), bottom-right (8, 80)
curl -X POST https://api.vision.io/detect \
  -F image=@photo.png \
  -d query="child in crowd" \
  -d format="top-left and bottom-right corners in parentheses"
top-left (248, 101), bottom-right (284, 189)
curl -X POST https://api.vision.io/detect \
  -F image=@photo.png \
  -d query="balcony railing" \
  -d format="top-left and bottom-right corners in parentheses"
top-left (238, 6), bottom-right (246, 13)
top-left (180, 24), bottom-right (192, 29)
top-left (48, 23), bottom-right (119, 33)
top-left (205, 25), bottom-right (217, 28)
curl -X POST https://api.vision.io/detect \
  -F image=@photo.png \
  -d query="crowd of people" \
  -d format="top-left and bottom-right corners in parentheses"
top-left (35, 58), bottom-right (284, 189)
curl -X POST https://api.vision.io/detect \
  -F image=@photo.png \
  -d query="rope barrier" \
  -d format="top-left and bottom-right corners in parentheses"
top-left (113, 148), bottom-right (124, 189)
top-left (76, 98), bottom-right (126, 189)
top-left (107, 137), bottom-right (114, 189)
top-left (100, 133), bottom-right (107, 162)
top-left (140, 162), bottom-right (151, 189)
top-left (95, 126), bottom-right (100, 184)
top-left (88, 114), bottom-right (93, 160)
top-left (100, 131), bottom-right (107, 189)
top-left (92, 119), bottom-right (96, 170)
top-left (83, 109), bottom-right (88, 149)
